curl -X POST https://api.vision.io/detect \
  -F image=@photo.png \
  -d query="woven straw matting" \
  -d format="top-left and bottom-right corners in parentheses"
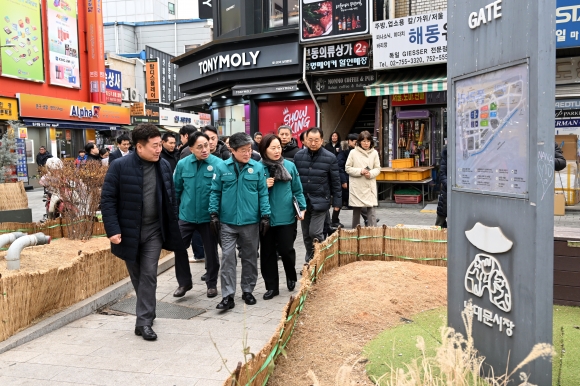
top-left (0, 182), bottom-right (28, 210)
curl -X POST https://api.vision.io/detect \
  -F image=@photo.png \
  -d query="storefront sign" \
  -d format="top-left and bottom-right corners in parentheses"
top-left (146, 58), bottom-right (161, 103)
top-left (306, 40), bottom-right (369, 72)
top-left (555, 98), bottom-right (580, 135)
top-left (159, 110), bottom-right (198, 127)
top-left (390, 91), bottom-right (448, 106)
top-left (177, 43), bottom-right (299, 82)
top-left (312, 71), bottom-right (376, 94)
top-left (131, 105), bottom-right (160, 125)
top-left (372, 11), bottom-right (447, 70)
top-left (105, 69), bottom-right (123, 104)
top-left (258, 100), bottom-right (316, 143)
top-left (86, 0), bottom-right (107, 103)
top-left (198, 0), bottom-right (213, 19)
top-left (232, 82), bottom-right (299, 96)
top-left (48, 0), bottom-right (80, 88)
top-left (556, 0), bottom-right (580, 48)
top-left (468, 0), bottom-right (502, 30)
top-left (146, 46), bottom-right (185, 104)
top-left (18, 93), bottom-right (130, 124)
top-left (300, 0), bottom-right (370, 43)
top-left (0, 97), bottom-right (18, 120)
top-left (0, 0), bottom-right (45, 82)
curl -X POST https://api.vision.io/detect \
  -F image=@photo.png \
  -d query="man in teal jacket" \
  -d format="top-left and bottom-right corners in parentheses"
top-left (209, 132), bottom-right (271, 310)
top-left (173, 132), bottom-right (226, 299)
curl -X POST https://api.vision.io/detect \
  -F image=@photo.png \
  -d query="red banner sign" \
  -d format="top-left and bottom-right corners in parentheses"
top-left (258, 100), bottom-right (316, 146)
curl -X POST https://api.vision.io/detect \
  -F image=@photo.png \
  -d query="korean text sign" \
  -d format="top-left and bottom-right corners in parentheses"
top-left (105, 69), bottom-right (122, 104)
top-left (300, 0), bottom-right (369, 43)
top-left (556, 0), bottom-right (580, 48)
top-left (0, 0), bottom-right (45, 82)
top-left (146, 58), bottom-right (160, 103)
top-left (48, 0), bottom-right (80, 88)
top-left (306, 40), bottom-right (369, 72)
top-left (372, 11), bottom-right (447, 70)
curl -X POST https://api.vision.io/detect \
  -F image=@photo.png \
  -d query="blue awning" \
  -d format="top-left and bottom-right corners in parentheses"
top-left (23, 118), bottom-right (121, 131)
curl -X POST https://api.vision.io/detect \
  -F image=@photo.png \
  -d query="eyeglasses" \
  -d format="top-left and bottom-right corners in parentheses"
top-left (192, 143), bottom-right (210, 151)
top-left (234, 148), bottom-right (253, 155)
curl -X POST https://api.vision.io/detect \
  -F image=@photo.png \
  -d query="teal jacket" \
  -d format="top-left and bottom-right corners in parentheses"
top-left (209, 157), bottom-right (271, 226)
top-left (174, 154), bottom-right (225, 224)
top-left (264, 160), bottom-right (307, 227)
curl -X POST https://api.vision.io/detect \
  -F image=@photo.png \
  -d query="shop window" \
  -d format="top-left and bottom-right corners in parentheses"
top-left (220, 0), bottom-right (242, 35)
top-left (168, 2), bottom-right (175, 15)
top-left (267, 0), bottom-right (298, 29)
top-left (213, 104), bottom-right (249, 136)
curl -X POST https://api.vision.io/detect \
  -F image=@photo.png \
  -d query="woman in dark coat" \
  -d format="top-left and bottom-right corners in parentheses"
top-left (324, 132), bottom-right (342, 155)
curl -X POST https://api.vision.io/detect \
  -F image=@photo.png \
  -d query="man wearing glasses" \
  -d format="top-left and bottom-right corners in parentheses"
top-left (209, 132), bottom-right (271, 310)
top-left (294, 127), bottom-right (342, 262)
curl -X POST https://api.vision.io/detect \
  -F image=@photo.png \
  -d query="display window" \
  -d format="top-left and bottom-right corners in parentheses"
top-left (268, 0), bottom-right (299, 29)
top-left (258, 99), bottom-right (316, 145)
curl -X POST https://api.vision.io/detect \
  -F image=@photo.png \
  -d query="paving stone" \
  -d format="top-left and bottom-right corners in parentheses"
top-left (0, 362), bottom-right (68, 380)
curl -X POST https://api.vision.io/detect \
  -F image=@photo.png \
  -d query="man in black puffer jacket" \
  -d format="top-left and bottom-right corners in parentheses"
top-left (436, 146), bottom-right (448, 228)
top-left (101, 124), bottom-right (185, 341)
top-left (278, 125), bottom-right (300, 161)
top-left (294, 127), bottom-right (342, 262)
top-left (203, 125), bottom-right (232, 161)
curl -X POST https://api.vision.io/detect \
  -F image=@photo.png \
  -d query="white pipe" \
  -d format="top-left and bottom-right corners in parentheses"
top-left (389, 0), bottom-right (395, 19)
top-left (0, 232), bottom-right (27, 249)
top-left (5, 233), bottom-right (52, 270)
top-left (302, 47), bottom-right (321, 127)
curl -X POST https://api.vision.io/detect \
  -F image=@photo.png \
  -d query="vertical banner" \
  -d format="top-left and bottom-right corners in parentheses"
top-left (95, 0), bottom-right (106, 103)
top-left (0, 0), bottom-right (45, 82)
top-left (105, 68), bottom-right (122, 104)
top-left (48, 0), bottom-right (80, 88)
top-left (15, 138), bottom-right (29, 183)
top-left (86, 0), bottom-right (105, 103)
top-left (146, 58), bottom-right (160, 103)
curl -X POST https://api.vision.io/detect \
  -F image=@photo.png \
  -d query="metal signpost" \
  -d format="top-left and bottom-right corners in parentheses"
top-left (448, 0), bottom-right (555, 383)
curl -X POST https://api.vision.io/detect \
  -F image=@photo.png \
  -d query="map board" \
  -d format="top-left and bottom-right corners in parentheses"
top-left (454, 63), bottom-right (529, 196)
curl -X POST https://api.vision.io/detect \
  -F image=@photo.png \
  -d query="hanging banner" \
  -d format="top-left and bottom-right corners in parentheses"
top-left (146, 58), bottom-right (161, 103)
top-left (300, 0), bottom-right (370, 43)
top-left (86, 0), bottom-right (106, 103)
top-left (145, 46), bottom-right (185, 104)
top-left (48, 0), bottom-right (80, 88)
top-left (0, 0), bottom-right (45, 82)
top-left (105, 69), bottom-right (122, 104)
top-left (306, 40), bottom-right (370, 72)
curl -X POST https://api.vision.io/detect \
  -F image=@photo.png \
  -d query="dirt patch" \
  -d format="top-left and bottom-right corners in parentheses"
top-left (268, 261), bottom-right (447, 386)
top-left (0, 237), bottom-right (110, 277)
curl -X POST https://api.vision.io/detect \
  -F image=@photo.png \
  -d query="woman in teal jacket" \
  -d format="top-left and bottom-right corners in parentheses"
top-left (259, 133), bottom-right (307, 300)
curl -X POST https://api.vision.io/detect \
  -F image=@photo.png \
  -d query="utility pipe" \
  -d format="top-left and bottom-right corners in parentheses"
top-left (5, 233), bottom-right (52, 270)
top-left (0, 232), bottom-right (26, 249)
top-left (302, 47), bottom-right (321, 128)
top-left (389, 0), bottom-right (396, 19)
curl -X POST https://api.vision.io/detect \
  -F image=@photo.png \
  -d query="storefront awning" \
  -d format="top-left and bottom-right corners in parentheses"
top-left (364, 67), bottom-right (447, 97)
top-left (162, 126), bottom-right (181, 134)
top-left (23, 118), bottom-right (120, 131)
top-left (232, 79), bottom-right (300, 96)
top-left (173, 88), bottom-right (230, 109)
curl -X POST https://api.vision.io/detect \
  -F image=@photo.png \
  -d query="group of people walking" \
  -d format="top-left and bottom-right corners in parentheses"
top-left (100, 123), bottom-right (381, 341)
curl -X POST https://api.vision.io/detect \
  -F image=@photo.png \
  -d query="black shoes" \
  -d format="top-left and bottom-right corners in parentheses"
top-left (263, 289), bottom-right (279, 300)
top-left (201, 273), bottom-right (207, 281)
top-left (287, 280), bottom-right (296, 291)
top-left (207, 288), bottom-right (218, 298)
top-left (173, 284), bottom-right (193, 297)
top-left (135, 326), bottom-right (157, 341)
top-left (242, 292), bottom-right (257, 305)
top-left (216, 296), bottom-right (235, 310)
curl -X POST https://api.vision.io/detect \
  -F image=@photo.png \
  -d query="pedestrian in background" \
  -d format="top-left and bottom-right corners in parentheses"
top-left (75, 150), bottom-right (87, 167)
top-left (101, 124), bottom-right (184, 341)
top-left (36, 146), bottom-right (53, 167)
top-left (160, 133), bottom-right (178, 172)
top-left (436, 146), bottom-right (448, 228)
top-left (173, 132), bottom-right (225, 299)
top-left (178, 125), bottom-right (198, 160)
top-left (252, 132), bottom-right (263, 152)
top-left (209, 132), bottom-right (271, 310)
top-left (324, 131), bottom-right (342, 155)
top-left (345, 131), bottom-right (380, 228)
top-left (108, 134), bottom-right (132, 164)
top-left (204, 125), bottom-right (231, 161)
top-left (100, 148), bottom-right (110, 166)
top-left (258, 134), bottom-right (306, 300)
top-left (85, 143), bottom-right (102, 163)
top-left (278, 125), bottom-right (300, 161)
top-left (294, 127), bottom-right (342, 262)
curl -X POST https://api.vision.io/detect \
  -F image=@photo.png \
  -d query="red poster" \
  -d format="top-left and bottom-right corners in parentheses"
top-left (86, 0), bottom-right (106, 103)
top-left (258, 100), bottom-right (316, 146)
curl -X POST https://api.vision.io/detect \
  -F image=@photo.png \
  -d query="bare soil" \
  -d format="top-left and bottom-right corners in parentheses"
top-left (0, 237), bottom-right (110, 277)
top-left (268, 261), bottom-right (447, 386)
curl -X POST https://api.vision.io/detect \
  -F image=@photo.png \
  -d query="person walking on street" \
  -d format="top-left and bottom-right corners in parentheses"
top-left (258, 134), bottom-right (306, 300)
top-left (252, 132), bottom-right (263, 152)
top-left (178, 125), bottom-right (198, 160)
top-left (209, 132), bottom-right (271, 310)
top-left (294, 127), bottom-right (342, 262)
top-left (278, 125), bottom-right (300, 161)
top-left (203, 125), bottom-right (231, 161)
top-left (36, 146), bottom-right (53, 167)
top-left (108, 134), bottom-right (132, 164)
top-left (173, 132), bottom-right (225, 299)
top-left (85, 143), bottom-right (102, 164)
top-left (100, 148), bottom-right (110, 166)
top-left (435, 146), bottom-right (448, 228)
top-left (345, 131), bottom-right (380, 228)
top-left (324, 131), bottom-right (342, 155)
top-left (160, 133), bottom-right (178, 172)
top-left (101, 124), bottom-right (184, 341)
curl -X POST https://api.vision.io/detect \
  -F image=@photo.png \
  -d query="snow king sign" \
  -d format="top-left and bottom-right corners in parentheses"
top-left (448, 0), bottom-right (555, 384)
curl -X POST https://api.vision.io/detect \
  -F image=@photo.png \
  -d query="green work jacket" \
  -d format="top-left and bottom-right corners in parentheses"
top-left (174, 154), bottom-right (225, 224)
top-left (264, 159), bottom-right (307, 227)
top-left (209, 157), bottom-right (271, 226)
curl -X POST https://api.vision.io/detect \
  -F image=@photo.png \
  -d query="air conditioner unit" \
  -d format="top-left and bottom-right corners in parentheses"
top-left (129, 88), bottom-right (139, 102)
top-left (121, 89), bottom-right (130, 102)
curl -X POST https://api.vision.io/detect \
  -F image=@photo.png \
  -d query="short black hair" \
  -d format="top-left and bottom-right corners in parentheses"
top-left (305, 127), bottom-right (323, 138)
top-left (347, 133), bottom-right (358, 141)
top-left (179, 124), bottom-right (198, 137)
top-left (356, 131), bottom-right (375, 148)
top-left (219, 135), bottom-right (229, 142)
top-left (299, 131), bottom-right (306, 142)
top-left (277, 125), bottom-right (292, 134)
top-left (132, 123), bottom-right (161, 146)
top-left (99, 148), bottom-right (109, 156)
top-left (39, 146), bottom-right (46, 150)
top-left (116, 134), bottom-right (131, 144)
top-left (78, 150), bottom-right (85, 154)
top-left (84, 143), bottom-right (96, 153)
top-left (187, 131), bottom-right (210, 147)
top-left (330, 131), bottom-right (341, 142)
top-left (254, 132), bottom-right (263, 138)
top-left (202, 125), bottom-right (218, 135)
top-left (162, 132), bottom-right (175, 142)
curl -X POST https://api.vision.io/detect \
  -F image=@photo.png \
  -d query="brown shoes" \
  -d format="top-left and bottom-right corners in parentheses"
top-left (207, 288), bottom-right (218, 298)
top-left (173, 284), bottom-right (193, 297)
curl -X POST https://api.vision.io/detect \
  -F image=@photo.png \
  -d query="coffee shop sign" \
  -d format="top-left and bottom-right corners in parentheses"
top-left (198, 51), bottom-right (261, 75)
top-left (468, 0), bottom-right (502, 30)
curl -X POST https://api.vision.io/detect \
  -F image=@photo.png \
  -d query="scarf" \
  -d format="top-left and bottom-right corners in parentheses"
top-left (262, 156), bottom-right (292, 182)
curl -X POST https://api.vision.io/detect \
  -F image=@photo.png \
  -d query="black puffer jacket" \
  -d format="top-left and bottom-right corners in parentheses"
top-left (101, 152), bottom-right (184, 262)
top-left (294, 147), bottom-right (342, 211)
top-left (282, 138), bottom-right (300, 161)
top-left (436, 147), bottom-right (448, 218)
top-left (555, 142), bottom-right (567, 172)
top-left (336, 147), bottom-right (352, 184)
top-left (214, 140), bottom-right (231, 161)
top-left (36, 152), bottom-right (53, 167)
top-left (160, 147), bottom-right (178, 172)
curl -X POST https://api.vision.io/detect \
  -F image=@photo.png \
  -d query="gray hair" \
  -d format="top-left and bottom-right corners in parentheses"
top-left (229, 132), bottom-right (252, 150)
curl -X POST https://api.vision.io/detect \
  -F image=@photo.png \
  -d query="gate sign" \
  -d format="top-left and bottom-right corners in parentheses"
top-left (372, 11), bottom-right (447, 70)
top-left (556, 0), bottom-right (580, 48)
top-left (105, 69), bottom-right (122, 104)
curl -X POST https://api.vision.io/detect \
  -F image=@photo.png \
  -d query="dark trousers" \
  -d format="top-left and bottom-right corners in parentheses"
top-left (302, 210), bottom-right (327, 262)
top-left (125, 227), bottom-right (162, 327)
top-left (260, 222), bottom-right (298, 291)
top-left (192, 230), bottom-right (204, 259)
top-left (174, 220), bottom-right (220, 289)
